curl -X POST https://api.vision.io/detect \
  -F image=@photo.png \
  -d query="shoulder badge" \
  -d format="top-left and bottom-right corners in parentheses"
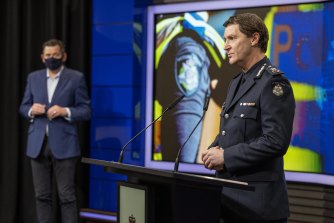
top-left (267, 65), bottom-right (284, 76)
top-left (272, 82), bottom-right (284, 96)
top-left (174, 54), bottom-right (201, 96)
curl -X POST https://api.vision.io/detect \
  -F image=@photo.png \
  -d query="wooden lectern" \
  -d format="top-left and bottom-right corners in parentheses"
top-left (82, 157), bottom-right (253, 223)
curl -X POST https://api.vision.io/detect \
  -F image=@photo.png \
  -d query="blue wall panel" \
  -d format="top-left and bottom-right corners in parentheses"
top-left (89, 178), bottom-right (122, 211)
top-left (90, 0), bottom-right (148, 213)
top-left (92, 24), bottom-right (133, 55)
top-left (92, 55), bottom-right (133, 86)
top-left (89, 147), bottom-right (128, 179)
top-left (91, 87), bottom-right (136, 118)
top-left (93, 0), bottom-right (134, 24)
top-left (89, 117), bottom-right (133, 213)
top-left (90, 118), bottom-right (133, 149)
top-left (90, 147), bottom-right (121, 164)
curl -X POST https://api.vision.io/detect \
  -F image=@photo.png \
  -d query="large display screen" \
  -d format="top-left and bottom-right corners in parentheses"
top-left (145, 0), bottom-right (334, 185)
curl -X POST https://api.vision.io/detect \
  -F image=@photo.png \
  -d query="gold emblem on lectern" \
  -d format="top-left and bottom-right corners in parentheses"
top-left (128, 214), bottom-right (136, 223)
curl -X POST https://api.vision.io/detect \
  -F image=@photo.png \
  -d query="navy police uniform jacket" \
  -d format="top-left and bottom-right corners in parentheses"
top-left (210, 57), bottom-right (295, 220)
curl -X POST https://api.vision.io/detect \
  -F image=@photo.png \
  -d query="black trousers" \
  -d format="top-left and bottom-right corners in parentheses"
top-left (30, 137), bottom-right (79, 223)
top-left (220, 217), bottom-right (287, 223)
top-left (220, 205), bottom-right (287, 223)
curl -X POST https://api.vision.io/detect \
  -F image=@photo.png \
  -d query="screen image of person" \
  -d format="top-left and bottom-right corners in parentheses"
top-left (19, 39), bottom-right (91, 223)
top-left (202, 13), bottom-right (295, 222)
top-left (154, 12), bottom-right (230, 163)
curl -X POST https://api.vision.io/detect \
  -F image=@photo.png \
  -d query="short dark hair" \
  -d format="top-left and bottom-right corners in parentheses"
top-left (42, 39), bottom-right (66, 54)
top-left (223, 13), bottom-right (269, 53)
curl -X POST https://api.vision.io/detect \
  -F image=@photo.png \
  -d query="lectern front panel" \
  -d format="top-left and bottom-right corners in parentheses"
top-left (117, 182), bottom-right (148, 223)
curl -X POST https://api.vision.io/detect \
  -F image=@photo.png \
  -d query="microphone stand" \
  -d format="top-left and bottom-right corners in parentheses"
top-left (118, 94), bottom-right (185, 163)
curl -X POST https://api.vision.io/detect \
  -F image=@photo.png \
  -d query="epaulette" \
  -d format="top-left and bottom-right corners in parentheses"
top-left (266, 65), bottom-right (284, 76)
top-left (255, 63), bottom-right (267, 78)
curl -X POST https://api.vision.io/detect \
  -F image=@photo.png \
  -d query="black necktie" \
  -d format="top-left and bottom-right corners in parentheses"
top-left (233, 73), bottom-right (246, 99)
top-left (240, 73), bottom-right (246, 86)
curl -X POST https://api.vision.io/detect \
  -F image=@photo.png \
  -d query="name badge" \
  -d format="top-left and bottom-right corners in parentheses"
top-left (239, 102), bottom-right (256, 107)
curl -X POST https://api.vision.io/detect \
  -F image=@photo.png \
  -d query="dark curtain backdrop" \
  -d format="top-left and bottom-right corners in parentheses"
top-left (0, 0), bottom-right (91, 222)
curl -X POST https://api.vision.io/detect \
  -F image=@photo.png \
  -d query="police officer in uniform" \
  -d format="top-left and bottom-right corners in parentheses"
top-left (202, 13), bottom-right (295, 223)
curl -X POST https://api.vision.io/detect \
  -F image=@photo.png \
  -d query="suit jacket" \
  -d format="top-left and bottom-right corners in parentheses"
top-left (19, 67), bottom-right (91, 159)
top-left (210, 57), bottom-right (295, 220)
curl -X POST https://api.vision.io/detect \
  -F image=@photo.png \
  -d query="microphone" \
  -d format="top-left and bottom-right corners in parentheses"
top-left (174, 90), bottom-right (211, 172)
top-left (118, 94), bottom-right (185, 163)
top-left (203, 90), bottom-right (210, 111)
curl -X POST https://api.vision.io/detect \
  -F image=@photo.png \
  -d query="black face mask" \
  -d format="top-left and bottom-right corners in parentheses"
top-left (44, 57), bottom-right (63, 71)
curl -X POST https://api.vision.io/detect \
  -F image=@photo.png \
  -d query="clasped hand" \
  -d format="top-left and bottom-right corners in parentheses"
top-left (201, 146), bottom-right (225, 171)
top-left (31, 103), bottom-right (67, 120)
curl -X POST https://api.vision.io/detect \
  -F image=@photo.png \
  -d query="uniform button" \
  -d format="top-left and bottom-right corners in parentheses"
top-left (224, 114), bottom-right (229, 119)
top-left (240, 114), bottom-right (244, 118)
top-left (222, 130), bottom-right (226, 136)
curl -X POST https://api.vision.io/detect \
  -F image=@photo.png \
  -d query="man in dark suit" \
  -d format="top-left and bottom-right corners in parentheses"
top-left (20, 39), bottom-right (91, 223)
top-left (202, 13), bottom-right (295, 223)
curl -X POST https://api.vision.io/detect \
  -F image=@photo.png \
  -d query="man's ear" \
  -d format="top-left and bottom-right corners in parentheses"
top-left (251, 32), bottom-right (260, 46)
top-left (62, 52), bottom-right (68, 62)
